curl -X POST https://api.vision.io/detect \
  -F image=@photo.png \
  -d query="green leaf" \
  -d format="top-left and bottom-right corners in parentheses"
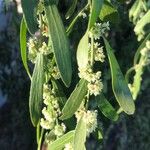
top-left (45, 4), bottom-right (72, 87)
top-left (60, 79), bottom-right (88, 120)
top-left (97, 129), bottom-right (103, 140)
top-left (65, 0), bottom-right (78, 19)
top-left (104, 38), bottom-right (135, 115)
top-left (88, 0), bottom-right (104, 29)
top-left (29, 53), bottom-right (44, 126)
top-left (21, 0), bottom-right (38, 34)
top-left (48, 131), bottom-right (75, 150)
top-left (134, 33), bottom-right (150, 65)
top-left (77, 33), bottom-right (89, 69)
top-left (20, 17), bottom-right (31, 79)
top-left (73, 117), bottom-right (86, 150)
top-left (99, 0), bottom-right (119, 24)
top-left (52, 79), bottom-right (67, 105)
top-left (94, 128), bottom-right (103, 141)
top-left (96, 93), bottom-right (119, 121)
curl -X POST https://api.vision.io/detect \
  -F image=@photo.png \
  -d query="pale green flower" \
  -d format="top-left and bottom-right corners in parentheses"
top-left (39, 42), bottom-right (50, 55)
top-left (87, 80), bottom-right (103, 96)
top-left (75, 110), bottom-right (98, 136)
top-left (54, 123), bottom-right (66, 137)
top-left (64, 143), bottom-right (73, 150)
top-left (52, 66), bottom-right (60, 79)
top-left (40, 118), bottom-right (55, 130)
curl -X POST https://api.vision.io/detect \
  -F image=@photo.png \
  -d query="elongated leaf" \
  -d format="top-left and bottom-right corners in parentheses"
top-left (96, 93), bottom-right (119, 121)
top-left (134, 33), bottom-right (150, 65)
top-left (48, 131), bottom-right (74, 150)
top-left (99, 0), bottom-right (119, 24)
top-left (60, 79), bottom-right (88, 120)
top-left (98, 129), bottom-right (103, 140)
top-left (21, 0), bottom-right (38, 34)
top-left (74, 117), bottom-right (86, 150)
top-left (29, 53), bottom-right (44, 126)
top-left (104, 38), bottom-right (135, 115)
top-left (45, 4), bottom-right (72, 87)
top-left (65, 0), bottom-right (78, 19)
top-left (52, 79), bottom-right (67, 105)
top-left (88, 0), bottom-right (104, 29)
top-left (20, 17), bottom-right (31, 79)
top-left (77, 33), bottom-right (89, 69)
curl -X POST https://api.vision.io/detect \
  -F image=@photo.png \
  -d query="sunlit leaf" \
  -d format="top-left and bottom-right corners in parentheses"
top-left (29, 53), bottom-right (44, 126)
top-left (60, 79), bottom-right (88, 120)
top-left (52, 79), bottom-right (67, 105)
top-left (20, 17), bottom-right (31, 79)
top-left (77, 32), bottom-right (89, 69)
top-left (104, 38), bottom-right (135, 115)
top-left (21, 0), bottom-right (38, 34)
top-left (45, 4), bottom-right (72, 87)
top-left (99, 0), bottom-right (119, 24)
top-left (73, 117), bottom-right (86, 150)
top-left (48, 131), bottom-right (75, 150)
top-left (96, 93), bottom-right (119, 121)
top-left (65, 0), bottom-right (78, 19)
top-left (88, 0), bottom-right (104, 29)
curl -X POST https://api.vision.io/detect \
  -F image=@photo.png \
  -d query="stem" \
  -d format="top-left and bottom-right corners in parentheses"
top-left (125, 66), bottom-right (135, 82)
top-left (36, 123), bottom-right (40, 144)
top-left (66, 4), bottom-right (89, 35)
top-left (117, 107), bottom-right (123, 114)
top-left (37, 128), bottom-right (44, 150)
top-left (85, 90), bottom-right (90, 109)
top-left (90, 35), bottom-right (94, 67)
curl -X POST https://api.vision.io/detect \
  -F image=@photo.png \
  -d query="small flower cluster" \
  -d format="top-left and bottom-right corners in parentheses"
top-left (79, 12), bottom-right (87, 18)
top-left (27, 38), bottom-right (38, 63)
top-left (75, 109), bottom-right (98, 136)
top-left (28, 38), bottom-right (50, 63)
top-left (89, 22), bottom-right (110, 40)
top-left (64, 143), bottom-right (73, 150)
top-left (128, 40), bottom-right (150, 100)
top-left (40, 84), bottom-right (66, 137)
top-left (90, 42), bottom-right (105, 62)
top-left (51, 66), bottom-right (61, 79)
top-left (140, 40), bottom-right (150, 66)
top-left (79, 67), bottom-right (103, 96)
top-left (37, 0), bottom-right (49, 37)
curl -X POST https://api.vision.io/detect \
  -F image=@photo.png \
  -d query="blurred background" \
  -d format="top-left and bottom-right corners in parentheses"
top-left (0, 0), bottom-right (149, 150)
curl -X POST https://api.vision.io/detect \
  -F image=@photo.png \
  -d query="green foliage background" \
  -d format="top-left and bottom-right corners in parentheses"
top-left (0, 0), bottom-right (149, 150)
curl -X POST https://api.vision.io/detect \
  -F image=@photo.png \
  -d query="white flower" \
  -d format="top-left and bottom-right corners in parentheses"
top-left (79, 12), bottom-right (87, 18)
top-left (39, 42), bottom-right (50, 55)
top-left (40, 118), bottom-right (55, 130)
top-left (42, 107), bottom-right (55, 122)
top-left (89, 22), bottom-right (110, 40)
top-left (95, 47), bottom-right (105, 62)
top-left (88, 80), bottom-right (103, 96)
top-left (75, 110), bottom-right (98, 136)
top-left (52, 66), bottom-right (60, 79)
top-left (28, 37), bottom-right (38, 63)
top-left (64, 143), bottom-right (73, 150)
top-left (54, 123), bottom-right (66, 137)
top-left (52, 99), bottom-right (59, 109)
top-left (85, 110), bottom-right (98, 136)
top-left (140, 47), bottom-right (148, 56)
top-left (146, 40), bottom-right (150, 49)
